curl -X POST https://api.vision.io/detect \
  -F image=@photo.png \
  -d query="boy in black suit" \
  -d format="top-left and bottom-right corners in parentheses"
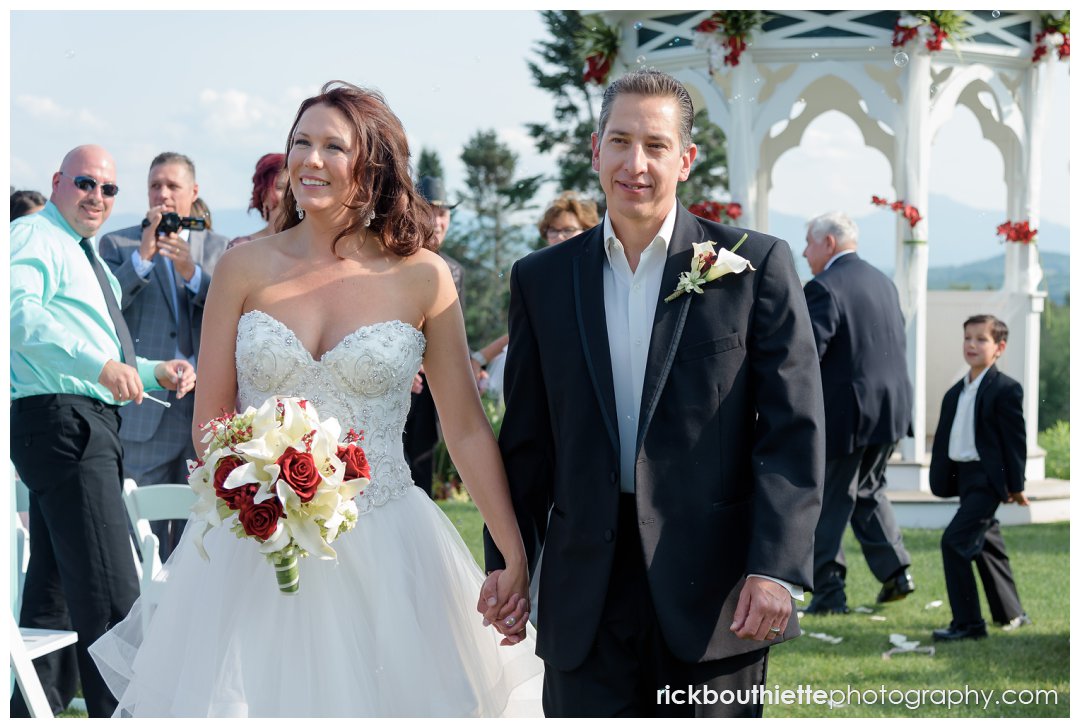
top-left (929, 314), bottom-right (1030, 641)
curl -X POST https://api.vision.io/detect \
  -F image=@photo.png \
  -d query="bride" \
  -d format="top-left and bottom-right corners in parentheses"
top-left (89, 81), bottom-right (540, 717)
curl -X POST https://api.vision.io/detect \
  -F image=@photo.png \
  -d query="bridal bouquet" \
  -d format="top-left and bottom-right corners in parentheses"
top-left (187, 396), bottom-right (370, 594)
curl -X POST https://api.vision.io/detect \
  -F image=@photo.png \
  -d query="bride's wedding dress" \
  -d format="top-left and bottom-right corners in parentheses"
top-left (89, 309), bottom-right (542, 717)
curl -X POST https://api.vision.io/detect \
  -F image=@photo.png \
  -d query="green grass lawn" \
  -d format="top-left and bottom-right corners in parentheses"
top-left (438, 501), bottom-right (1068, 718)
top-left (60, 505), bottom-right (1069, 717)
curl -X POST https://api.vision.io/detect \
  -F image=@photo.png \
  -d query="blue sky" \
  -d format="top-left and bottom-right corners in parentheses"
top-left (9, 8), bottom-right (1070, 270)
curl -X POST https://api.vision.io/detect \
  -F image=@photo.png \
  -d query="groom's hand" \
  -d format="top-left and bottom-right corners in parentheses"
top-left (477, 570), bottom-right (529, 646)
top-left (730, 576), bottom-right (792, 641)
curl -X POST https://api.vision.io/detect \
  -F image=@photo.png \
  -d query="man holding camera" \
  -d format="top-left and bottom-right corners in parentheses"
top-left (99, 152), bottom-right (227, 558)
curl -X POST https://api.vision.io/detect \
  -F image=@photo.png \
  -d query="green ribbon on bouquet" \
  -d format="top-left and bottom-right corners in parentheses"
top-left (274, 546), bottom-right (300, 594)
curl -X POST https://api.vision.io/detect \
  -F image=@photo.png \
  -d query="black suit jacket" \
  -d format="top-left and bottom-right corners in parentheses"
top-left (804, 252), bottom-right (913, 459)
top-left (929, 365), bottom-right (1026, 500)
top-left (485, 205), bottom-right (825, 671)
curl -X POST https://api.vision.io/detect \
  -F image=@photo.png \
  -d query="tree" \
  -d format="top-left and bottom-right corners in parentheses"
top-left (526, 10), bottom-right (604, 197)
top-left (677, 110), bottom-right (730, 208)
top-left (443, 130), bottom-right (542, 348)
top-left (528, 11), bottom-right (730, 209)
top-left (416, 147), bottom-right (444, 182)
top-left (1038, 297), bottom-right (1069, 430)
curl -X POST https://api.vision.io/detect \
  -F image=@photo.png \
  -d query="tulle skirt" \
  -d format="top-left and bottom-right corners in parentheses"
top-left (89, 488), bottom-right (543, 717)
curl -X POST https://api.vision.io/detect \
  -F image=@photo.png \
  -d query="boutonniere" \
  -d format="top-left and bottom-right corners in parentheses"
top-left (664, 233), bottom-right (754, 302)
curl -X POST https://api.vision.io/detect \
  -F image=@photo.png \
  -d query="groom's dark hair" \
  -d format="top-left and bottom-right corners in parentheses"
top-left (597, 69), bottom-right (695, 151)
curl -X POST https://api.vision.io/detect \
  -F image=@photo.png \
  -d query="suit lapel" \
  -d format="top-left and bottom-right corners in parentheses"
top-left (573, 229), bottom-right (620, 456)
top-left (636, 206), bottom-right (700, 451)
top-left (975, 364), bottom-right (999, 421)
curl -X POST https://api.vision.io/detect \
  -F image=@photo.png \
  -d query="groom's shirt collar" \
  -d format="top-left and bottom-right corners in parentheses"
top-left (601, 202), bottom-right (678, 267)
top-left (601, 202), bottom-right (677, 495)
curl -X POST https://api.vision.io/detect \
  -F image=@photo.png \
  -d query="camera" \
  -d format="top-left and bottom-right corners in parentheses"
top-left (141, 212), bottom-right (207, 236)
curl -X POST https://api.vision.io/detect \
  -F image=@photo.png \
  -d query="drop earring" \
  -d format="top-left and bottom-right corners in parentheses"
top-left (296, 201), bottom-right (305, 220)
top-left (364, 209), bottom-right (375, 228)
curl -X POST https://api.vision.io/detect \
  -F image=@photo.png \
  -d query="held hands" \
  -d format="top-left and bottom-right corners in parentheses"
top-left (730, 576), bottom-right (792, 642)
top-left (477, 568), bottom-right (530, 646)
top-left (154, 359), bottom-right (196, 398)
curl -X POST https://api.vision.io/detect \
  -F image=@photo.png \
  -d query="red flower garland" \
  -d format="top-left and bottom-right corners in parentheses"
top-left (891, 11), bottom-right (967, 54)
top-left (693, 11), bottom-right (765, 68)
top-left (689, 200), bottom-right (743, 224)
top-left (1033, 12), bottom-right (1070, 63)
top-left (871, 195), bottom-right (922, 230)
top-left (996, 220), bottom-right (1038, 244)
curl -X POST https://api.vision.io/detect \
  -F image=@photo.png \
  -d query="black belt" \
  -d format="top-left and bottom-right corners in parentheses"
top-left (11, 393), bottom-right (117, 413)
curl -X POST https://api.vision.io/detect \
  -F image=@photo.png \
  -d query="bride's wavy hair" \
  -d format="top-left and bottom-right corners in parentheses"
top-left (279, 81), bottom-right (437, 257)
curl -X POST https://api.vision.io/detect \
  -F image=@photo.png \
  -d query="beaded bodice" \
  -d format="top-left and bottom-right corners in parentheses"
top-left (235, 309), bottom-right (426, 512)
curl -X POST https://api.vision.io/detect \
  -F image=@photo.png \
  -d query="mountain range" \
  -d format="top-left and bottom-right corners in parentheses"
top-left (102, 193), bottom-right (1068, 303)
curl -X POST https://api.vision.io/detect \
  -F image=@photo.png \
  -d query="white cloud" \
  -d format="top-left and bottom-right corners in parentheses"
top-left (199, 89), bottom-right (270, 134)
top-left (14, 94), bottom-right (105, 130)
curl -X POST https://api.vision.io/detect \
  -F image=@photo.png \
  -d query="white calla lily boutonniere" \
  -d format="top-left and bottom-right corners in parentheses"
top-left (664, 233), bottom-right (754, 303)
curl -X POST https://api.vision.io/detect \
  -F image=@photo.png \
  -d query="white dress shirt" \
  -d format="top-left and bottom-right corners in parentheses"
top-left (948, 367), bottom-right (989, 462)
top-left (602, 205), bottom-right (676, 495)
top-left (601, 205), bottom-right (802, 600)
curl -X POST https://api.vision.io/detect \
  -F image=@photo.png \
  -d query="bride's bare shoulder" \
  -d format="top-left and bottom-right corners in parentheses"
top-left (215, 230), bottom-right (295, 286)
top-left (399, 246), bottom-right (448, 276)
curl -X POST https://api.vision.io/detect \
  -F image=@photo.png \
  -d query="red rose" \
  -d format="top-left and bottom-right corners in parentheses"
top-left (725, 203), bottom-right (743, 221)
top-left (695, 18), bottom-right (719, 33)
top-left (336, 444), bottom-right (371, 481)
top-left (214, 456), bottom-right (256, 509)
top-left (238, 496), bottom-right (283, 540)
top-left (276, 447), bottom-right (321, 502)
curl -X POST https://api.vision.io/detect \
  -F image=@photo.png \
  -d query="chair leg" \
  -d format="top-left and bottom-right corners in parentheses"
top-left (9, 612), bottom-right (55, 719)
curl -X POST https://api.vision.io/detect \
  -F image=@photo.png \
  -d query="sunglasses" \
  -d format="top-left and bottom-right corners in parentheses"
top-left (61, 172), bottom-right (119, 198)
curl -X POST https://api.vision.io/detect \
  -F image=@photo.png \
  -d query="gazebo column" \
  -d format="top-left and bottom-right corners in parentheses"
top-left (725, 61), bottom-right (758, 225)
top-left (893, 49), bottom-right (932, 478)
top-left (1004, 60), bottom-right (1049, 463)
top-left (755, 167), bottom-right (770, 233)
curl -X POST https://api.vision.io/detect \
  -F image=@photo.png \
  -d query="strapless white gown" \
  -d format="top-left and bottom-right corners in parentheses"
top-left (89, 310), bottom-right (543, 717)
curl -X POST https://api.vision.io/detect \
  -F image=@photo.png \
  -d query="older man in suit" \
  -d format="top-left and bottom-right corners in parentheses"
top-left (482, 69), bottom-right (824, 718)
top-left (99, 152), bottom-right (227, 557)
top-left (801, 212), bottom-right (915, 615)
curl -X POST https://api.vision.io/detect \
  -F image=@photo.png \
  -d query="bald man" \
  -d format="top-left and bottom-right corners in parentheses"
top-left (10, 145), bottom-right (195, 716)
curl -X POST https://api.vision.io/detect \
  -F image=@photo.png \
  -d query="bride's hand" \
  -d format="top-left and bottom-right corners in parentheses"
top-left (477, 569), bottom-right (530, 646)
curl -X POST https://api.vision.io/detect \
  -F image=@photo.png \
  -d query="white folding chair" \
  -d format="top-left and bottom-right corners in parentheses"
top-left (121, 479), bottom-right (196, 632)
top-left (11, 469), bottom-right (31, 616)
top-left (9, 610), bottom-right (78, 718)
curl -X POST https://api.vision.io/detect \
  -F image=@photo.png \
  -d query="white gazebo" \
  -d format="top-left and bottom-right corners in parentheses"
top-left (599, 9), bottom-right (1062, 492)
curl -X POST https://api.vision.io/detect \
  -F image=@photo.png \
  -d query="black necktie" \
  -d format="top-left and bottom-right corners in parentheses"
top-left (79, 238), bottom-right (138, 367)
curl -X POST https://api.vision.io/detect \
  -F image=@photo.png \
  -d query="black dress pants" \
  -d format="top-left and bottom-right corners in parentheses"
top-left (813, 442), bottom-right (911, 599)
top-left (10, 395), bottom-right (140, 718)
top-left (542, 495), bottom-right (769, 718)
top-left (941, 461), bottom-right (1023, 628)
top-left (402, 374), bottom-right (438, 498)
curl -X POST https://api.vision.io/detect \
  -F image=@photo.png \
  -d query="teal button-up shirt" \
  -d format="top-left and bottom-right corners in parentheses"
top-left (11, 201), bottom-right (163, 403)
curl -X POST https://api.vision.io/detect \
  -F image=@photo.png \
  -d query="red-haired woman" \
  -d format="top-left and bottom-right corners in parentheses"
top-left (226, 152), bottom-right (286, 249)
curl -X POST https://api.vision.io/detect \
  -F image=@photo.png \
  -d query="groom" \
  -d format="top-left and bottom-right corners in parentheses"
top-left (483, 69), bottom-right (824, 717)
